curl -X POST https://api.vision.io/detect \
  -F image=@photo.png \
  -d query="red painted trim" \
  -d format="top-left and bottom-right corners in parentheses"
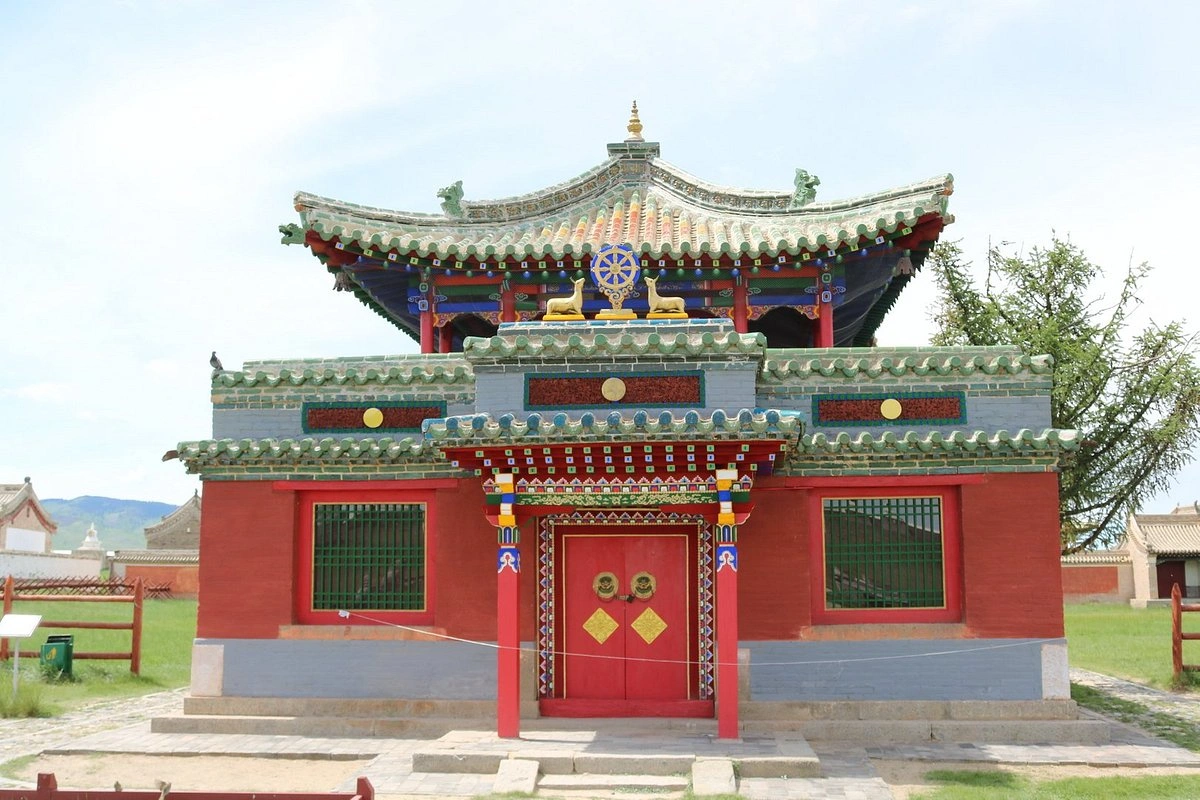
top-left (716, 545), bottom-right (739, 739)
top-left (295, 489), bottom-right (437, 626)
top-left (273, 479), bottom-right (460, 491)
top-left (497, 547), bottom-right (520, 738)
top-left (808, 485), bottom-right (963, 625)
top-left (775, 474), bottom-right (987, 489)
top-left (538, 699), bottom-right (714, 718)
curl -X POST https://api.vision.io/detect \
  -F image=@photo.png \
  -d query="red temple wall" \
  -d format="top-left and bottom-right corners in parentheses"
top-left (196, 479), bottom-right (523, 641)
top-left (1061, 565), bottom-right (1119, 594)
top-left (960, 474), bottom-right (1064, 638)
top-left (197, 472), bottom-right (1064, 642)
top-left (124, 564), bottom-right (199, 597)
top-left (197, 482), bottom-right (298, 638)
top-left (737, 472), bottom-right (1064, 640)
top-left (737, 487), bottom-right (811, 639)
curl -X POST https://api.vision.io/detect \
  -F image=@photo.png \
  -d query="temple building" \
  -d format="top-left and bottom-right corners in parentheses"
top-left (171, 110), bottom-right (1083, 741)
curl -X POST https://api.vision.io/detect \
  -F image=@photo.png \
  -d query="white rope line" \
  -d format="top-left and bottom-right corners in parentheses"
top-left (337, 610), bottom-right (1059, 667)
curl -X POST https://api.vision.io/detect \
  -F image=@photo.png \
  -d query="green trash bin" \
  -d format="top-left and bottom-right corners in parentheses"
top-left (40, 634), bottom-right (74, 676)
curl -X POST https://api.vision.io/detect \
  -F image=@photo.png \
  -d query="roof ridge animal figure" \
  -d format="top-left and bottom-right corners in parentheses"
top-left (546, 278), bottom-right (585, 315)
top-left (644, 276), bottom-right (685, 314)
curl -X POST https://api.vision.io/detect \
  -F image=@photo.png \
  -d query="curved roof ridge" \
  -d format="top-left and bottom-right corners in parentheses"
top-left (145, 492), bottom-right (200, 534)
top-left (800, 428), bottom-right (1079, 452)
top-left (297, 164), bottom-right (954, 229)
top-left (214, 361), bottom-right (474, 388)
top-left (761, 348), bottom-right (1052, 380)
top-left (423, 408), bottom-right (801, 443)
top-left (0, 480), bottom-right (56, 532)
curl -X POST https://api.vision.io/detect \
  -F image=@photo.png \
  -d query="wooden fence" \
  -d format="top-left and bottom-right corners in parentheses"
top-left (11, 576), bottom-right (171, 598)
top-left (0, 575), bottom-right (144, 674)
top-left (0, 773), bottom-right (374, 800)
top-left (1172, 582), bottom-right (1200, 682)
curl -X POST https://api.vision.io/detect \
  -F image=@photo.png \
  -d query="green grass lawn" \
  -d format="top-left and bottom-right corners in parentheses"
top-left (1063, 602), bottom-right (1192, 689)
top-left (913, 771), bottom-right (1200, 799)
top-left (0, 598), bottom-right (196, 716)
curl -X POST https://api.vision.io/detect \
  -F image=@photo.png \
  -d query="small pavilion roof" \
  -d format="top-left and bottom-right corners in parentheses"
top-left (295, 159), bottom-right (953, 261)
top-left (283, 115), bottom-right (954, 348)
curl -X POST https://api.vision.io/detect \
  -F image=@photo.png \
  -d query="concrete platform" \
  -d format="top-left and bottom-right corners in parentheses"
top-left (410, 729), bottom-right (822, 779)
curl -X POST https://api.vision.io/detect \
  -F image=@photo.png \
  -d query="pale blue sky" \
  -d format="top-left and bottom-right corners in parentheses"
top-left (1, 0), bottom-right (1197, 513)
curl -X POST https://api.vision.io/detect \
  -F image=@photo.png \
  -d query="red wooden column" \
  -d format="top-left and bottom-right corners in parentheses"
top-left (495, 473), bottom-right (521, 738)
top-left (732, 278), bottom-right (748, 333)
top-left (419, 279), bottom-right (436, 353)
top-left (816, 273), bottom-right (834, 347)
top-left (438, 325), bottom-right (454, 353)
top-left (500, 281), bottom-right (517, 323)
top-left (715, 468), bottom-right (740, 739)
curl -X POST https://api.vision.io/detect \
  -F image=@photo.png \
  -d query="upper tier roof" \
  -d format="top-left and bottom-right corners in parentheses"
top-left (295, 141), bottom-right (953, 261)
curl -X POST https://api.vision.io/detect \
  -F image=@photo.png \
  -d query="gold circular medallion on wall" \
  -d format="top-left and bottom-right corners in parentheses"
top-left (601, 377), bottom-right (627, 402)
top-left (362, 407), bottom-right (385, 428)
top-left (879, 398), bottom-right (903, 420)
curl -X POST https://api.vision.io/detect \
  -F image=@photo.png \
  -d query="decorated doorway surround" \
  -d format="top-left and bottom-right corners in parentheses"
top-left (537, 513), bottom-right (713, 717)
top-left (433, 417), bottom-right (799, 738)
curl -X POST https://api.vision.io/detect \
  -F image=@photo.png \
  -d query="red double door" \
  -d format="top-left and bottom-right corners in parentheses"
top-left (545, 528), bottom-right (710, 717)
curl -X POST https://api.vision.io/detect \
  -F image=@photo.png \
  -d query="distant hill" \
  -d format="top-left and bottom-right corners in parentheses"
top-left (41, 496), bottom-right (177, 551)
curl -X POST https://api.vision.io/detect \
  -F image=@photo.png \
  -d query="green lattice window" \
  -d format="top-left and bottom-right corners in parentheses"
top-left (823, 496), bottom-right (944, 609)
top-left (311, 503), bottom-right (426, 611)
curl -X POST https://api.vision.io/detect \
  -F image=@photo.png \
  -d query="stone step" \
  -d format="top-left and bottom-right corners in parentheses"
top-left (182, 696), bottom-right (520, 719)
top-left (536, 774), bottom-right (690, 792)
top-left (741, 718), bottom-right (1111, 744)
top-left (151, 713), bottom-right (474, 738)
top-left (740, 699), bottom-right (1081, 721)
top-left (412, 737), bottom-right (820, 779)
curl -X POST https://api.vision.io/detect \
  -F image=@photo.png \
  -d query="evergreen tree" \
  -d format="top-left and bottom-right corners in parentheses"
top-left (928, 237), bottom-right (1200, 552)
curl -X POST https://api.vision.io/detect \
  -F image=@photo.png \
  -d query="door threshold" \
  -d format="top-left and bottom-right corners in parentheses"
top-left (539, 699), bottom-right (714, 718)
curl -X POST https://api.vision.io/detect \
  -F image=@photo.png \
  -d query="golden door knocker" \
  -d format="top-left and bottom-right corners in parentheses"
top-left (593, 571), bottom-right (618, 600)
top-left (630, 571), bottom-right (656, 600)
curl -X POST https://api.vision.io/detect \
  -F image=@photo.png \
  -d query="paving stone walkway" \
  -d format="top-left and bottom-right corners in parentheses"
top-left (2, 678), bottom-right (1200, 798)
top-left (1071, 667), bottom-right (1200, 725)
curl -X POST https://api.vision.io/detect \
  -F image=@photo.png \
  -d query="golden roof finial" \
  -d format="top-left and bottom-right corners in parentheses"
top-left (626, 101), bottom-right (644, 142)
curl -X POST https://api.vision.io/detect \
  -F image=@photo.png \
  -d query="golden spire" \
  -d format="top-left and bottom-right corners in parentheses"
top-left (626, 101), bottom-right (644, 142)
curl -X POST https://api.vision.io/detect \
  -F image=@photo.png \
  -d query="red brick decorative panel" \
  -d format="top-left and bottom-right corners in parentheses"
top-left (303, 402), bottom-right (446, 433)
top-left (813, 392), bottom-right (965, 425)
top-left (526, 372), bottom-right (704, 409)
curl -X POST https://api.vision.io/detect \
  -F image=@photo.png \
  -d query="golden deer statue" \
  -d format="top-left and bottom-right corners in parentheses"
top-left (545, 278), bottom-right (585, 317)
top-left (644, 276), bottom-right (686, 316)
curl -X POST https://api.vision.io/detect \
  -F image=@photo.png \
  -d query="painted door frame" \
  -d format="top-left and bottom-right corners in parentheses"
top-left (536, 511), bottom-right (715, 717)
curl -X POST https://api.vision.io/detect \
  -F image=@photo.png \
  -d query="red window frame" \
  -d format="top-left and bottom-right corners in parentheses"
top-left (809, 485), bottom-right (963, 624)
top-left (296, 489), bottom-right (437, 625)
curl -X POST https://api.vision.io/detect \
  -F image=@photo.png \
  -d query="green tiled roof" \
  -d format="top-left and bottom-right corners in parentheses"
top-left (800, 428), bottom-right (1078, 454)
top-left (175, 437), bottom-right (435, 468)
top-left (423, 409), bottom-right (801, 444)
top-left (761, 348), bottom-right (1053, 381)
top-left (295, 155), bottom-right (953, 260)
top-left (213, 362), bottom-right (473, 387)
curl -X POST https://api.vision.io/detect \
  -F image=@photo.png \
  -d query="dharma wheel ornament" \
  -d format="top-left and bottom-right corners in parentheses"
top-left (590, 243), bottom-right (639, 320)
